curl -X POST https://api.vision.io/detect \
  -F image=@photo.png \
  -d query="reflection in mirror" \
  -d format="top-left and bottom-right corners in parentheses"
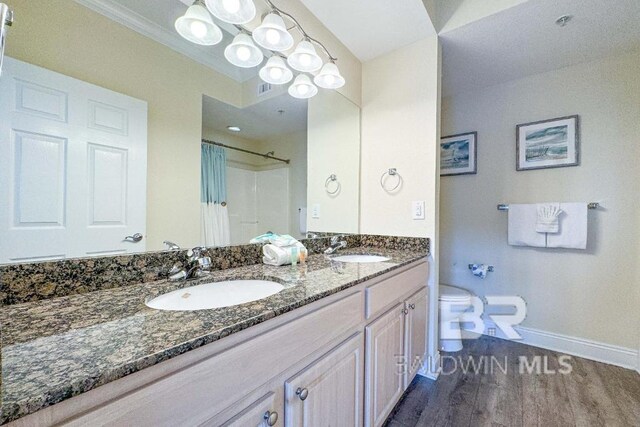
top-left (0, 0), bottom-right (360, 264)
top-left (201, 93), bottom-right (307, 246)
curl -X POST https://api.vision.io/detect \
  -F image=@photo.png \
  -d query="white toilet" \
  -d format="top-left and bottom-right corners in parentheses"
top-left (439, 284), bottom-right (473, 352)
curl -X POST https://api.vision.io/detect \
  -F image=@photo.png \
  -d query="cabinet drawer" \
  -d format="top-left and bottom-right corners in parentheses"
top-left (64, 291), bottom-right (364, 427)
top-left (365, 262), bottom-right (428, 319)
top-left (217, 391), bottom-right (282, 427)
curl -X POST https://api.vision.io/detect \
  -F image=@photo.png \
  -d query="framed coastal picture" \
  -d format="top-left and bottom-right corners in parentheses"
top-left (516, 115), bottom-right (579, 171)
top-left (440, 132), bottom-right (477, 176)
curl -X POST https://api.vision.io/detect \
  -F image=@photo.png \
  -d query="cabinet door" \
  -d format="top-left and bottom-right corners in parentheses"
top-left (365, 303), bottom-right (406, 427)
top-left (404, 288), bottom-right (428, 387)
top-left (285, 333), bottom-right (364, 427)
top-left (217, 391), bottom-right (283, 427)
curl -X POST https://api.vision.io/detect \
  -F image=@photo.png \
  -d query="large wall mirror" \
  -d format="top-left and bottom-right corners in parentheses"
top-left (0, 0), bottom-right (360, 264)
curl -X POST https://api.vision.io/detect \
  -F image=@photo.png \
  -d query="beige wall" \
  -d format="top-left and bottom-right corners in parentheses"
top-left (307, 90), bottom-right (360, 234)
top-left (7, 0), bottom-right (358, 250)
top-left (360, 37), bottom-right (441, 239)
top-left (440, 50), bottom-right (640, 349)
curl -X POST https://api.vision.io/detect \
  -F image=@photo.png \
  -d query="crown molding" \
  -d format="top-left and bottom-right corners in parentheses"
top-left (74, 0), bottom-right (249, 83)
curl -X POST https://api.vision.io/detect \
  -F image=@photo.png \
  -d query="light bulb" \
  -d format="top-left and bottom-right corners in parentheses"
top-left (269, 67), bottom-right (283, 80)
top-left (222, 0), bottom-right (240, 13)
top-left (236, 46), bottom-right (251, 62)
top-left (299, 53), bottom-right (311, 67)
top-left (297, 84), bottom-right (310, 96)
top-left (189, 20), bottom-right (208, 39)
top-left (265, 28), bottom-right (281, 45)
top-left (324, 74), bottom-right (336, 86)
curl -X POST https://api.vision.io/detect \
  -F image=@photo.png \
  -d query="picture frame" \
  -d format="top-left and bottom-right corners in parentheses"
top-left (440, 131), bottom-right (477, 176)
top-left (516, 115), bottom-right (579, 171)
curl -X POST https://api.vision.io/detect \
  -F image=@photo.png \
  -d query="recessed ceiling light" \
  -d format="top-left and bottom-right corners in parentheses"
top-left (555, 15), bottom-right (572, 27)
top-left (227, 126), bottom-right (241, 132)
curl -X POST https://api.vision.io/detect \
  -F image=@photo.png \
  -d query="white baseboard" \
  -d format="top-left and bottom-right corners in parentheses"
top-left (464, 319), bottom-right (639, 371)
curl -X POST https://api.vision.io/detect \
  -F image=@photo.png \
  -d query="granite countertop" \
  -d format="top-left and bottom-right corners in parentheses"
top-left (0, 247), bottom-right (427, 424)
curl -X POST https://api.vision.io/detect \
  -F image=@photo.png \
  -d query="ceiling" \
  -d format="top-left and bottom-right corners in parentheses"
top-left (440, 0), bottom-right (640, 96)
top-left (202, 94), bottom-right (308, 141)
top-left (299, 0), bottom-right (435, 62)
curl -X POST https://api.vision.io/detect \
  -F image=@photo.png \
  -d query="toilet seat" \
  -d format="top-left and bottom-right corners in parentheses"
top-left (439, 284), bottom-right (471, 303)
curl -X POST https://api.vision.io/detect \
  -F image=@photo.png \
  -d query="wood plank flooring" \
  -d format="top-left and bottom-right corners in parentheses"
top-left (384, 336), bottom-right (640, 427)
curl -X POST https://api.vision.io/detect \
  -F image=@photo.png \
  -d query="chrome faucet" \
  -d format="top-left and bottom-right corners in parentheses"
top-left (168, 247), bottom-right (212, 281)
top-left (324, 236), bottom-right (347, 255)
top-left (163, 240), bottom-right (180, 251)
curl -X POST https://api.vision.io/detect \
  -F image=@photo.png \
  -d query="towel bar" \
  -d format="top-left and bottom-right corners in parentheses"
top-left (497, 202), bottom-right (599, 211)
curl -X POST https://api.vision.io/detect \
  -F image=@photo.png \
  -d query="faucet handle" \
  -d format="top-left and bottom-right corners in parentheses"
top-left (330, 236), bottom-right (339, 245)
top-left (188, 246), bottom-right (206, 260)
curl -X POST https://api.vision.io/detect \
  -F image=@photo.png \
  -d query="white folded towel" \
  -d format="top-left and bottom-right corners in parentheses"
top-left (508, 204), bottom-right (546, 248)
top-left (546, 203), bottom-right (588, 249)
top-left (536, 203), bottom-right (563, 233)
top-left (263, 242), bottom-right (306, 266)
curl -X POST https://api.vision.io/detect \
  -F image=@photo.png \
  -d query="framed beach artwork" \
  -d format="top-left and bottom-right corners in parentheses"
top-left (516, 115), bottom-right (579, 171)
top-left (440, 132), bottom-right (477, 176)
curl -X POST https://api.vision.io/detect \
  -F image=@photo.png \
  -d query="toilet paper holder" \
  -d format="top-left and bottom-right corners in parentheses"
top-left (468, 264), bottom-right (494, 272)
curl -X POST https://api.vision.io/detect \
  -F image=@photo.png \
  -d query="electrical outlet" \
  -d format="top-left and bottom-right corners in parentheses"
top-left (312, 204), bottom-right (320, 219)
top-left (412, 201), bottom-right (425, 220)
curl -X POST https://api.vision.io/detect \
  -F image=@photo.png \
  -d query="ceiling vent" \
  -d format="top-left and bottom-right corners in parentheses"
top-left (257, 82), bottom-right (273, 97)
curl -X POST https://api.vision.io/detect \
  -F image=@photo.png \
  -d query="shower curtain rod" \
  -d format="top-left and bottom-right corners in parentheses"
top-left (202, 139), bottom-right (290, 164)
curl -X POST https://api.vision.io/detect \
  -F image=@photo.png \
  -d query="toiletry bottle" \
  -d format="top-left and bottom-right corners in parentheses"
top-left (290, 247), bottom-right (298, 266)
top-left (299, 248), bottom-right (307, 264)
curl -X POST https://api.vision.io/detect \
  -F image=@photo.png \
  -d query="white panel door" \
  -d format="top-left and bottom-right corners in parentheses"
top-left (0, 58), bottom-right (147, 263)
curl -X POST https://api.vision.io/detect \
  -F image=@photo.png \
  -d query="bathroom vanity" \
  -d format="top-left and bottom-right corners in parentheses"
top-left (0, 237), bottom-right (430, 427)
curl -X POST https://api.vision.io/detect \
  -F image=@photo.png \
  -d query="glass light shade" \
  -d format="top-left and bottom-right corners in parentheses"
top-left (314, 62), bottom-right (345, 89)
top-left (205, 0), bottom-right (256, 24)
top-left (224, 33), bottom-right (264, 68)
top-left (259, 56), bottom-right (293, 84)
top-left (175, 3), bottom-right (223, 45)
top-left (287, 40), bottom-right (323, 72)
top-left (252, 13), bottom-right (294, 51)
top-left (288, 74), bottom-right (318, 99)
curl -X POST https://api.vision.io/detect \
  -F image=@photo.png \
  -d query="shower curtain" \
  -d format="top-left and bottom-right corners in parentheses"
top-left (201, 144), bottom-right (230, 247)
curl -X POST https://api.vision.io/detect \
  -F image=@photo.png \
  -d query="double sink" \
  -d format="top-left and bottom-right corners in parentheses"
top-left (147, 254), bottom-right (390, 311)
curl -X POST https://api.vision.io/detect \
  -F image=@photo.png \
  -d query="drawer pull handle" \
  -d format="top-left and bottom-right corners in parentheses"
top-left (409, 303), bottom-right (416, 310)
top-left (263, 410), bottom-right (278, 426)
top-left (402, 308), bottom-right (409, 315)
top-left (296, 387), bottom-right (309, 401)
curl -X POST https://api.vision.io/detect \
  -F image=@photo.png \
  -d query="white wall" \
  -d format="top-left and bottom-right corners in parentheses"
top-left (307, 90), bottom-right (361, 234)
top-left (440, 50), bottom-right (640, 350)
top-left (360, 37), bottom-right (440, 239)
top-left (360, 36), bottom-right (442, 375)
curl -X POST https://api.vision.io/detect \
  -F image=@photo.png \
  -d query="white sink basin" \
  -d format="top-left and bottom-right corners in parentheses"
top-left (146, 280), bottom-right (284, 311)
top-left (331, 255), bottom-right (391, 263)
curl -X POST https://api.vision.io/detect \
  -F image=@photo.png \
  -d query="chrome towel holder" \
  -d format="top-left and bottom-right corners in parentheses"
top-left (497, 202), bottom-right (600, 211)
top-left (380, 168), bottom-right (402, 192)
top-left (325, 174), bottom-right (341, 195)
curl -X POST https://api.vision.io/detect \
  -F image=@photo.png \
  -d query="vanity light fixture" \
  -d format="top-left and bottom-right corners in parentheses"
top-left (252, 12), bottom-right (294, 51)
top-left (224, 33), bottom-right (264, 68)
top-left (288, 74), bottom-right (318, 99)
top-left (176, 0), bottom-right (343, 99)
top-left (287, 40), bottom-right (323, 73)
top-left (175, 0), bottom-right (223, 46)
top-left (314, 62), bottom-right (345, 89)
top-left (205, 0), bottom-right (256, 25)
top-left (227, 126), bottom-right (241, 132)
top-left (259, 56), bottom-right (293, 84)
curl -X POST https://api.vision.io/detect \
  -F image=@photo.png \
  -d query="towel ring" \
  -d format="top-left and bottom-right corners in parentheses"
top-left (380, 168), bottom-right (402, 192)
top-left (325, 174), bottom-right (341, 195)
